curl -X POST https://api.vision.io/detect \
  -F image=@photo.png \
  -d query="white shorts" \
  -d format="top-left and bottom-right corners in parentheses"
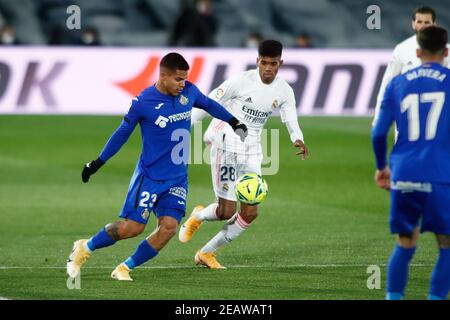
top-left (210, 144), bottom-right (262, 201)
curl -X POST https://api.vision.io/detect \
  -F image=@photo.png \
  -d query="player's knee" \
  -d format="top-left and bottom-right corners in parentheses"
top-left (216, 204), bottom-right (236, 220)
top-left (397, 232), bottom-right (418, 249)
top-left (123, 221), bottom-right (145, 238)
top-left (159, 224), bottom-right (177, 239)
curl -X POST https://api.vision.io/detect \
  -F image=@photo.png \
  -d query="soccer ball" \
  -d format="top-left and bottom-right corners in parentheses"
top-left (235, 173), bottom-right (268, 205)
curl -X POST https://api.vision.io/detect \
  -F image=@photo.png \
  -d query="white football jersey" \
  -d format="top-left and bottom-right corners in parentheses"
top-left (204, 69), bottom-right (300, 153)
top-left (374, 35), bottom-right (450, 123)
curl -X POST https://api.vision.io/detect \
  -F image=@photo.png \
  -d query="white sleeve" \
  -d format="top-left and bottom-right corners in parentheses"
top-left (285, 120), bottom-right (304, 143)
top-left (208, 76), bottom-right (239, 104)
top-left (191, 77), bottom-right (240, 125)
top-left (279, 86), bottom-right (303, 143)
top-left (373, 46), bottom-right (403, 126)
top-left (279, 86), bottom-right (298, 123)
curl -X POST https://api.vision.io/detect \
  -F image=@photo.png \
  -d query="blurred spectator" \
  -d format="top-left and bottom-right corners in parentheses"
top-left (168, 0), bottom-right (218, 47)
top-left (0, 24), bottom-right (20, 45)
top-left (243, 32), bottom-right (263, 48)
top-left (294, 33), bottom-right (313, 48)
top-left (48, 25), bottom-right (64, 45)
top-left (78, 27), bottom-right (101, 46)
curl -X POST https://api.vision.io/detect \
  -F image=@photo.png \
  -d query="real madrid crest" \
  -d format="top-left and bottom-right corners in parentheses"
top-left (271, 100), bottom-right (279, 109)
top-left (179, 95), bottom-right (189, 106)
top-left (141, 208), bottom-right (150, 220)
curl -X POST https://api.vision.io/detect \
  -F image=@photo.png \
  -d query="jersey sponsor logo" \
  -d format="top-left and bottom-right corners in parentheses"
top-left (155, 102), bottom-right (164, 109)
top-left (168, 111), bottom-right (191, 122)
top-left (154, 111), bottom-right (191, 128)
top-left (169, 187), bottom-right (187, 200)
top-left (391, 181), bottom-right (432, 193)
top-left (155, 115), bottom-right (169, 128)
top-left (245, 97), bottom-right (253, 103)
top-left (242, 105), bottom-right (272, 124)
top-left (179, 95), bottom-right (189, 105)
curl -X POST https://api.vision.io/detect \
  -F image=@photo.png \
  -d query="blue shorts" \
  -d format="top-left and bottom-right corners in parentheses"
top-left (390, 181), bottom-right (450, 235)
top-left (119, 165), bottom-right (188, 225)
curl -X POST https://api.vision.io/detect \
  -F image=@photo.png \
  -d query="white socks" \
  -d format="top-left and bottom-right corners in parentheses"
top-left (200, 213), bottom-right (250, 253)
top-left (196, 203), bottom-right (219, 221)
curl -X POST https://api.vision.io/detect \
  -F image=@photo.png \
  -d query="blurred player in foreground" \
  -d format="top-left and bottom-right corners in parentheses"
top-left (372, 26), bottom-right (450, 300)
top-left (178, 40), bottom-right (309, 268)
top-left (66, 52), bottom-right (247, 281)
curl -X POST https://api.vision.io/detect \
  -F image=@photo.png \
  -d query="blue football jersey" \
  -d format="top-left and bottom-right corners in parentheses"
top-left (372, 62), bottom-right (450, 183)
top-left (98, 81), bottom-right (233, 180)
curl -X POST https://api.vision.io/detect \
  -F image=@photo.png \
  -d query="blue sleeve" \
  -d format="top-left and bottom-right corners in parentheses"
top-left (98, 98), bottom-right (141, 162)
top-left (192, 85), bottom-right (234, 123)
top-left (371, 81), bottom-right (395, 170)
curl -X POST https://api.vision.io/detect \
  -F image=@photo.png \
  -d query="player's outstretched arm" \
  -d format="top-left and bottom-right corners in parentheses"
top-left (81, 98), bottom-right (141, 183)
top-left (81, 117), bottom-right (136, 183)
top-left (81, 124), bottom-right (132, 183)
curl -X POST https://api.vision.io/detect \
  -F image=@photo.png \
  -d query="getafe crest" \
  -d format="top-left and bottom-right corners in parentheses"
top-left (141, 208), bottom-right (150, 220)
top-left (271, 100), bottom-right (279, 109)
top-left (179, 95), bottom-right (189, 106)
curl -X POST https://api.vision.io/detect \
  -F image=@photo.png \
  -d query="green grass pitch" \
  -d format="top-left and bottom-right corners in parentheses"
top-left (0, 115), bottom-right (439, 300)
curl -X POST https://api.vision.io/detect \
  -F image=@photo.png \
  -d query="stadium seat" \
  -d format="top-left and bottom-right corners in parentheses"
top-left (143, 0), bottom-right (180, 29)
top-left (0, 0), bottom-right (46, 44)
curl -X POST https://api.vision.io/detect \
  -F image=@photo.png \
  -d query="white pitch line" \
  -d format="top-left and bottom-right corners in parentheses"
top-left (0, 297), bottom-right (11, 300)
top-left (0, 263), bottom-right (434, 270)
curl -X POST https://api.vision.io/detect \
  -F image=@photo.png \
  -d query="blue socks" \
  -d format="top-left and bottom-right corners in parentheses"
top-left (86, 228), bottom-right (116, 252)
top-left (85, 228), bottom-right (159, 270)
top-left (124, 240), bottom-right (158, 270)
top-left (428, 248), bottom-right (450, 300)
top-left (386, 245), bottom-right (416, 300)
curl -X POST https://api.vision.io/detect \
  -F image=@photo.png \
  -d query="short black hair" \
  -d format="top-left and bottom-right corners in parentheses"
top-left (258, 40), bottom-right (282, 58)
top-left (417, 26), bottom-right (448, 54)
top-left (160, 52), bottom-right (189, 71)
top-left (413, 6), bottom-right (436, 22)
